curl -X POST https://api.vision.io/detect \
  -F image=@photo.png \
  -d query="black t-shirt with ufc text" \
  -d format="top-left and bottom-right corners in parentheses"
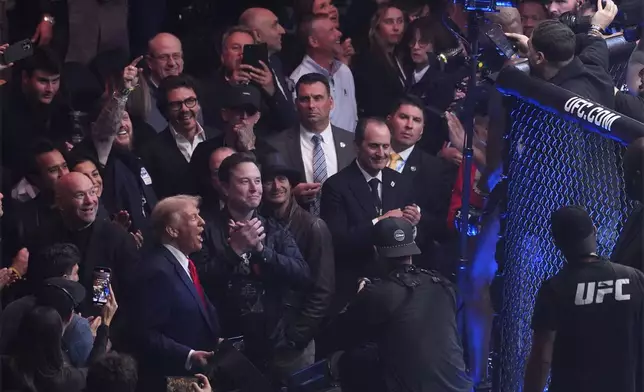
top-left (532, 258), bottom-right (644, 392)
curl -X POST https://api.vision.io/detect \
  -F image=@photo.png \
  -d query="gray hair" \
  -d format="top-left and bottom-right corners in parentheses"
top-left (150, 195), bottom-right (201, 241)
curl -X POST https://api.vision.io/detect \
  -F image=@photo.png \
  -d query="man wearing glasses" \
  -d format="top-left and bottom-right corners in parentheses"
top-left (144, 33), bottom-right (204, 132)
top-left (141, 74), bottom-right (219, 199)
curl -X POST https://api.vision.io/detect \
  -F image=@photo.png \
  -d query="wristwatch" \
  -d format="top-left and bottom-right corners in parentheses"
top-left (43, 15), bottom-right (55, 25)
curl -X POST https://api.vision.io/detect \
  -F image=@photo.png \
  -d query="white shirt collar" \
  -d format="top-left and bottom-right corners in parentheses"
top-left (163, 243), bottom-right (192, 281)
top-left (355, 159), bottom-right (382, 183)
top-left (396, 145), bottom-right (415, 162)
top-left (169, 122), bottom-right (205, 142)
top-left (300, 122), bottom-right (333, 142)
top-left (413, 65), bottom-right (430, 83)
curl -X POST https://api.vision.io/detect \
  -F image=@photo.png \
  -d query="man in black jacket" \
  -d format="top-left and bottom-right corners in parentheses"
top-left (507, 2), bottom-right (618, 108)
top-left (238, 8), bottom-right (298, 133)
top-left (333, 217), bottom-right (472, 392)
top-left (386, 95), bottom-right (455, 268)
top-left (259, 153), bottom-right (335, 382)
top-left (194, 153), bottom-right (309, 371)
top-left (321, 118), bottom-right (421, 313)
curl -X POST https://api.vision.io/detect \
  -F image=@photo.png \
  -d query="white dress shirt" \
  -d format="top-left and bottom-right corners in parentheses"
top-left (413, 65), bottom-right (430, 84)
top-left (391, 145), bottom-right (415, 173)
top-left (162, 243), bottom-right (197, 369)
top-left (300, 123), bottom-right (339, 183)
top-left (170, 123), bottom-right (206, 162)
top-left (356, 160), bottom-right (384, 225)
top-left (291, 55), bottom-right (358, 132)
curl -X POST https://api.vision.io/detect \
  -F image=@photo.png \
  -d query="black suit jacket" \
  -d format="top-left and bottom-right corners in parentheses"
top-left (265, 125), bottom-right (356, 180)
top-left (133, 246), bottom-right (220, 389)
top-left (399, 147), bottom-right (455, 254)
top-left (141, 125), bottom-right (220, 199)
top-left (253, 55), bottom-right (297, 135)
top-left (320, 162), bottom-right (415, 310)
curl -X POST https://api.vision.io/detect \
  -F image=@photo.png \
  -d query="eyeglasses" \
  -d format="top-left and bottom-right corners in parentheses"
top-left (168, 97), bottom-right (198, 111)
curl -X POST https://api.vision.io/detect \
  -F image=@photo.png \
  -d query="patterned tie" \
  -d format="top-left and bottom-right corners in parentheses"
top-left (389, 152), bottom-right (402, 171)
top-left (368, 178), bottom-right (382, 214)
top-left (188, 259), bottom-right (207, 308)
top-left (311, 134), bottom-right (327, 216)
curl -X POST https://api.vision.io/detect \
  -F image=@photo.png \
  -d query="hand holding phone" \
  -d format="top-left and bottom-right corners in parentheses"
top-left (92, 267), bottom-right (112, 306)
top-left (1, 39), bottom-right (34, 66)
top-left (242, 43), bottom-right (269, 69)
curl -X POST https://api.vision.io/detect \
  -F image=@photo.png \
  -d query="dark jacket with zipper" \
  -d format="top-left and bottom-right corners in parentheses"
top-left (262, 200), bottom-right (335, 349)
top-left (193, 208), bottom-right (310, 368)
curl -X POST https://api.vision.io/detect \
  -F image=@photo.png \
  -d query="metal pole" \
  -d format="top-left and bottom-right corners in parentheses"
top-left (459, 11), bottom-right (482, 268)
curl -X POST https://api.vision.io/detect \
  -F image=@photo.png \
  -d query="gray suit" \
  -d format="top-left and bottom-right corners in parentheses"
top-left (265, 125), bottom-right (356, 180)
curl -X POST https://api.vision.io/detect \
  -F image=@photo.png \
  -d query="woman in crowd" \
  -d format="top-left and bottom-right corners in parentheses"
top-left (3, 291), bottom-right (117, 392)
top-left (402, 15), bottom-right (466, 155)
top-left (352, 4), bottom-right (407, 118)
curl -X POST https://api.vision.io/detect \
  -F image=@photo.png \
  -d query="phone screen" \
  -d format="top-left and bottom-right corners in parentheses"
top-left (92, 268), bottom-right (111, 305)
top-left (484, 24), bottom-right (516, 59)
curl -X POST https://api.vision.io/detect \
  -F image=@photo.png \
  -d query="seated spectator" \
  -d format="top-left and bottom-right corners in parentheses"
top-left (546, 0), bottom-right (585, 18)
top-left (239, 8), bottom-right (298, 133)
top-left (68, 154), bottom-right (111, 222)
top-left (352, 4), bottom-right (407, 118)
top-left (85, 352), bottom-right (138, 392)
top-left (2, 47), bottom-right (71, 181)
top-left (142, 74), bottom-right (219, 199)
top-left (2, 278), bottom-right (117, 392)
top-left (201, 147), bottom-right (236, 216)
top-left (259, 153), bottom-right (335, 381)
top-left (195, 153), bottom-right (309, 370)
top-left (519, 0), bottom-right (548, 36)
top-left (290, 15), bottom-right (359, 132)
top-left (0, 245), bottom-right (97, 370)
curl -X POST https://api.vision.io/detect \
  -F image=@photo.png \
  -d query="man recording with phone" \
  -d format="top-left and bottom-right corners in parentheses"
top-left (506, 0), bottom-right (618, 108)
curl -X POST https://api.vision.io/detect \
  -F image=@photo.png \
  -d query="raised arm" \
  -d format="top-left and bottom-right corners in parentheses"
top-left (91, 57), bottom-right (143, 165)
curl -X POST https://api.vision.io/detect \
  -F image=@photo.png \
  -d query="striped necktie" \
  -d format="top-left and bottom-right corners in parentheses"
top-left (311, 134), bottom-right (327, 216)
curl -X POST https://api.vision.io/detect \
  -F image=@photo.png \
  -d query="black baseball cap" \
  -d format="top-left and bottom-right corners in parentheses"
top-left (223, 84), bottom-right (261, 111)
top-left (374, 217), bottom-right (421, 258)
top-left (36, 277), bottom-right (86, 316)
top-left (551, 205), bottom-right (597, 258)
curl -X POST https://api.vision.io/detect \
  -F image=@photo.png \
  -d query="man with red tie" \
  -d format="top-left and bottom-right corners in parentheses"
top-left (131, 195), bottom-right (221, 390)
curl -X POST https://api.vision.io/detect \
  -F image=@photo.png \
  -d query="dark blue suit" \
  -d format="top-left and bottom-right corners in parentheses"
top-left (133, 246), bottom-right (220, 389)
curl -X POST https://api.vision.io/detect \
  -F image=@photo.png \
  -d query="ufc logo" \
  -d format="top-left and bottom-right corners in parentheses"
top-left (575, 279), bottom-right (631, 305)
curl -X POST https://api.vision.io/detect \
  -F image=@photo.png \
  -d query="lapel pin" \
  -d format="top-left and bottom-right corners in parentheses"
top-left (340, 142), bottom-right (346, 148)
top-left (410, 166), bottom-right (417, 172)
top-left (391, 181), bottom-right (395, 187)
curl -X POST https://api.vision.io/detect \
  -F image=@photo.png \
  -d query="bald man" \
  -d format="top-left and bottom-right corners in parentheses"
top-left (29, 172), bottom-right (139, 315)
top-left (486, 7), bottom-right (523, 35)
top-left (239, 8), bottom-right (298, 132)
top-left (611, 138), bottom-right (644, 271)
top-left (204, 147), bottom-right (236, 214)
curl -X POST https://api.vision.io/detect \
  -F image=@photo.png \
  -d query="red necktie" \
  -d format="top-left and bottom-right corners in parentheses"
top-left (188, 259), bottom-right (207, 307)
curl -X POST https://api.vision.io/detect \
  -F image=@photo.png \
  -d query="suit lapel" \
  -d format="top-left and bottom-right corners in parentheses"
top-left (402, 147), bottom-right (421, 176)
top-left (286, 129), bottom-right (306, 176)
top-left (161, 248), bottom-right (216, 334)
top-left (332, 126), bottom-right (353, 170)
top-left (347, 162), bottom-right (378, 217)
top-left (161, 128), bottom-right (186, 163)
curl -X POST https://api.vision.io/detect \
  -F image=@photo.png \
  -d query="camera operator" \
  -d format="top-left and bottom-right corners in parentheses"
top-left (331, 217), bottom-right (472, 392)
top-left (507, 0), bottom-right (618, 108)
top-left (524, 206), bottom-right (644, 392)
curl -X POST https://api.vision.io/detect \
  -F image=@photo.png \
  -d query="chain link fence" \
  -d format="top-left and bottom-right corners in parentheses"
top-left (496, 36), bottom-right (639, 392)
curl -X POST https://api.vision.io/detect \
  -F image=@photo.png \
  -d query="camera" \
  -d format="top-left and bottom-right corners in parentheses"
top-left (558, 0), bottom-right (643, 41)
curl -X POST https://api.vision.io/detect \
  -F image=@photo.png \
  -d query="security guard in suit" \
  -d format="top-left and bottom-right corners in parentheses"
top-left (331, 217), bottom-right (472, 392)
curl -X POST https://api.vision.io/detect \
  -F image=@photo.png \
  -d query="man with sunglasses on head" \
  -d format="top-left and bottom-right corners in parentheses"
top-left (191, 84), bottom-right (278, 208)
top-left (142, 74), bottom-right (220, 199)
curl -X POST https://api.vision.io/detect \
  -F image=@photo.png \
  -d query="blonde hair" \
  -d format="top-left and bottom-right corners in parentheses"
top-left (150, 195), bottom-right (201, 241)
